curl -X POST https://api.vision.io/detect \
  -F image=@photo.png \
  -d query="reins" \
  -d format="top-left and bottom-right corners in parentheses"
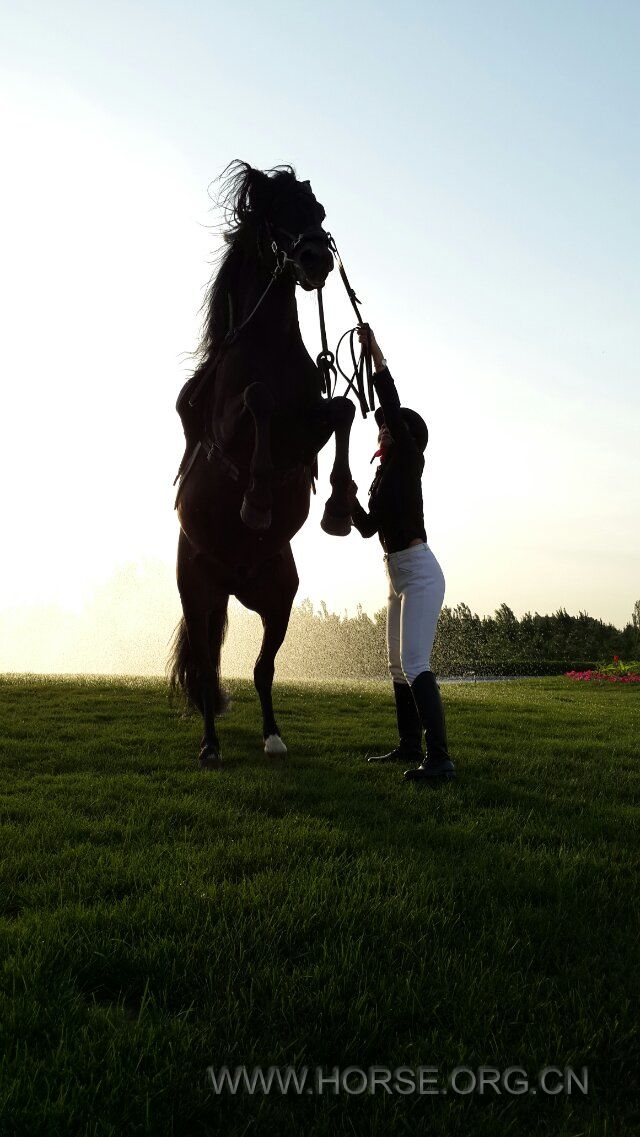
top-left (185, 228), bottom-right (375, 418)
top-left (323, 233), bottom-right (375, 418)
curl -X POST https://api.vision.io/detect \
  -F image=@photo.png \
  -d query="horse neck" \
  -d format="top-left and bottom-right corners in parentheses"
top-left (236, 257), bottom-right (301, 346)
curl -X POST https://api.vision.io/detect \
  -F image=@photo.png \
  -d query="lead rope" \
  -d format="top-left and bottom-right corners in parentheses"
top-left (322, 233), bottom-right (375, 417)
top-left (315, 287), bottom-right (336, 398)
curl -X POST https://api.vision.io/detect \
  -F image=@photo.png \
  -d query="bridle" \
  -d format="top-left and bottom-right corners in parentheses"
top-left (187, 220), bottom-right (376, 418)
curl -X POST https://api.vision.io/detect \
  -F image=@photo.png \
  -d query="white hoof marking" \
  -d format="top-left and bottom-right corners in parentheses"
top-left (264, 733), bottom-right (287, 756)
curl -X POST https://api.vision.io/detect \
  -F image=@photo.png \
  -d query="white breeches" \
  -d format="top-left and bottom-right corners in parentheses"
top-left (385, 541), bottom-right (445, 685)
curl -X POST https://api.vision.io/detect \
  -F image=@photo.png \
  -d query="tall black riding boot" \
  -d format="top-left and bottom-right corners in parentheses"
top-left (368, 681), bottom-right (424, 763)
top-left (404, 671), bottom-right (456, 781)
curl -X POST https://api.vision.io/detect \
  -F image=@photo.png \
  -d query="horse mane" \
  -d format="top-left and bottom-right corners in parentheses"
top-left (194, 161), bottom-right (299, 369)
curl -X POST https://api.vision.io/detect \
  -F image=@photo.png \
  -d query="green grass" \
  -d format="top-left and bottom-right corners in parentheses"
top-left (0, 676), bottom-right (638, 1137)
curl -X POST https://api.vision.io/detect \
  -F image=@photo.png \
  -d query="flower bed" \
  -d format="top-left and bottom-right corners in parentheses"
top-left (566, 657), bottom-right (640, 684)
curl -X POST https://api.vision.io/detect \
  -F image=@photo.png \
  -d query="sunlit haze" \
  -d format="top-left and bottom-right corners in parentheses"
top-left (1, 1), bottom-right (639, 673)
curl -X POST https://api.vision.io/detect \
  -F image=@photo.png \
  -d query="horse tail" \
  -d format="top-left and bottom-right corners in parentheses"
top-left (168, 612), bottom-right (229, 715)
top-left (209, 608), bottom-right (230, 714)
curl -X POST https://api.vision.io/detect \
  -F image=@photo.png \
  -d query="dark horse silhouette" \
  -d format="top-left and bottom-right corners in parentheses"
top-left (169, 162), bottom-right (355, 768)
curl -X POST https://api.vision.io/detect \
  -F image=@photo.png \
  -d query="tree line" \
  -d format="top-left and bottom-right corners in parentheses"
top-left (222, 599), bottom-right (640, 679)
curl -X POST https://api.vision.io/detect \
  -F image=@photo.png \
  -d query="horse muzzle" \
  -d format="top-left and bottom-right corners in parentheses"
top-left (294, 241), bottom-right (334, 290)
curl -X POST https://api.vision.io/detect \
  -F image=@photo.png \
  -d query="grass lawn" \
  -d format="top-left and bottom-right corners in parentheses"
top-left (0, 676), bottom-right (638, 1136)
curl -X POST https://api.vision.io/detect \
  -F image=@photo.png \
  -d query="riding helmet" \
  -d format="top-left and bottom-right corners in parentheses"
top-left (375, 405), bottom-right (429, 452)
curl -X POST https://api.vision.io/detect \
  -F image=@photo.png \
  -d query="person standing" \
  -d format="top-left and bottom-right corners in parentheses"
top-left (349, 325), bottom-right (455, 782)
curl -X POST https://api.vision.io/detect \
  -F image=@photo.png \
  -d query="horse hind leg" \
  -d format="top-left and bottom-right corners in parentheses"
top-left (241, 381), bottom-right (275, 531)
top-left (173, 538), bottom-right (230, 769)
top-left (256, 612), bottom-right (292, 756)
top-left (236, 546), bottom-right (299, 757)
top-left (180, 604), bottom-right (228, 769)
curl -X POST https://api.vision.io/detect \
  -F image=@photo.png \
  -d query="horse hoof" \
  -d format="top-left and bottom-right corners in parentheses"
top-left (264, 733), bottom-right (287, 756)
top-left (321, 509), bottom-right (352, 536)
top-left (198, 747), bottom-right (223, 770)
top-left (241, 497), bottom-right (272, 531)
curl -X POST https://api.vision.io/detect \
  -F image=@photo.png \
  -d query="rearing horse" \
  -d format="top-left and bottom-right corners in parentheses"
top-left (169, 162), bottom-right (355, 768)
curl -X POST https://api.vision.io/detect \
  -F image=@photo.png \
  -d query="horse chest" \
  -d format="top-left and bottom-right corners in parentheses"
top-left (237, 344), bottom-right (321, 409)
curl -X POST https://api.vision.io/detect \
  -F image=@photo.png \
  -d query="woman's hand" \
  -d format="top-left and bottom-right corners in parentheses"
top-left (357, 323), bottom-right (384, 370)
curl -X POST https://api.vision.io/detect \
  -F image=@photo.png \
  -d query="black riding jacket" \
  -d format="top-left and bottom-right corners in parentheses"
top-left (351, 367), bottom-right (427, 554)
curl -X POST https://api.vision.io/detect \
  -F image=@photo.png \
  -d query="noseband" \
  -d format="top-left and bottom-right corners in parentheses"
top-left (267, 222), bottom-right (331, 274)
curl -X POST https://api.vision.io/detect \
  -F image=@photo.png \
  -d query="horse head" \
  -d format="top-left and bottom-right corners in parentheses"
top-left (221, 161), bottom-right (334, 291)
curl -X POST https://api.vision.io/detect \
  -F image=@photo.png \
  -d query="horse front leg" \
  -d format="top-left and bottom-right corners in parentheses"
top-left (320, 395), bottom-right (356, 536)
top-left (240, 381), bottom-right (275, 531)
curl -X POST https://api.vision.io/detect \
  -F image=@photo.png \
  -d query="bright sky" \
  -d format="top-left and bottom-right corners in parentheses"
top-left (1, 0), bottom-right (639, 671)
